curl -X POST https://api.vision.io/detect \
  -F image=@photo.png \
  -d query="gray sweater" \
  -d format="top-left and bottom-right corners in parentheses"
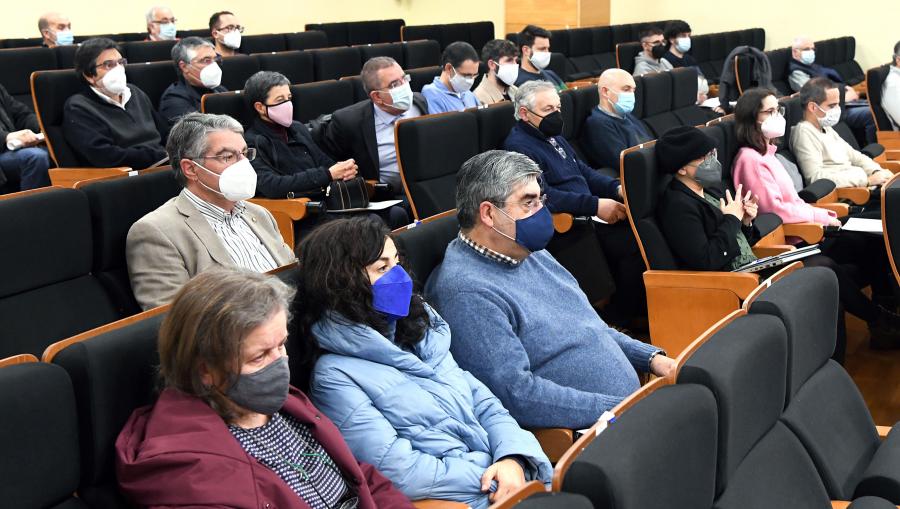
top-left (633, 53), bottom-right (673, 77)
top-left (425, 237), bottom-right (661, 429)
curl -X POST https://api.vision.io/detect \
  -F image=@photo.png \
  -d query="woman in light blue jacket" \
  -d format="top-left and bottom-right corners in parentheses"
top-left (293, 216), bottom-right (552, 509)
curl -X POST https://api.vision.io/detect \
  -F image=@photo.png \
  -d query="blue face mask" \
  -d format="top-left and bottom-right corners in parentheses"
top-left (55, 29), bottom-right (74, 46)
top-left (158, 23), bottom-right (177, 40)
top-left (613, 91), bottom-right (635, 115)
top-left (372, 265), bottom-right (413, 321)
top-left (494, 204), bottom-right (555, 253)
top-left (675, 37), bottom-right (691, 53)
top-left (800, 49), bottom-right (815, 66)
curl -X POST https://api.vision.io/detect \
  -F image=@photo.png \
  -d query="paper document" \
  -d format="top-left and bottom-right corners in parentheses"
top-left (841, 218), bottom-right (883, 234)
top-left (328, 199), bottom-right (403, 213)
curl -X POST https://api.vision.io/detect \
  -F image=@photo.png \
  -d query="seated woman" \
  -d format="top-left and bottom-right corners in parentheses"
top-left (64, 37), bottom-right (168, 169)
top-left (656, 126), bottom-right (900, 353)
top-left (116, 268), bottom-right (412, 509)
top-left (293, 216), bottom-right (553, 509)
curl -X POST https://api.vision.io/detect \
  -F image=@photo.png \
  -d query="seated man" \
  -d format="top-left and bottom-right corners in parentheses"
top-left (145, 5), bottom-right (177, 41)
top-left (513, 25), bottom-right (566, 91)
top-left (791, 77), bottom-right (892, 189)
top-left (322, 57), bottom-right (427, 198)
top-left (425, 150), bottom-right (675, 429)
top-left (661, 20), bottom-right (709, 102)
top-left (0, 84), bottom-right (51, 190)
top-left (582, 68), bottom-right (652, 172)
top-left (474, 39), bottom-right (519, 105)
top-left (159, 37), bottom-right (227, 124)
top-left (881, 40), bottom-right (900, 130)
top-left (63, 38), bottom-right (168, 170)
top-left (209, 10), bottom-right (243, 57)
top-left (504, 80), bottom-right (645, 327)
top-left (38, 12), bottom-right (73, 48)
top-left (422, 41), bottom-right (480, 114)
top-left (126, 112), bottom-right (295, 310)
top-left (789, 36), bottom-right (875, 144)
top-left (632, 26), bottom-right (672, 77)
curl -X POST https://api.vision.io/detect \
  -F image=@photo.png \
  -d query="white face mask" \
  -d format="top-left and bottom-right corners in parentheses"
top-left (99, 65), bottom-right (128, 96)
top-left (530, 50), bottom-right (551, 70)
top-left (816, 104), bottom-right (842, 128)
top-left (496, 62), bottom-right (519, 86)
top-left (449, 67), bottom-right (475, 93)
top-left (199, 62), bottom-right (223, 89)
top-left (222, 30), bottom-right (241, 49)
top-left (761, 113), bottom-right (786, 139)
top-left (387, 82), bottom-right (413, 111)
top-left (194, 157), bottom-right (257, 202)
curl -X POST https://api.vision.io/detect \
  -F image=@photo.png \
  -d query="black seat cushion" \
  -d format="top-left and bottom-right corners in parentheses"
top-left (219, 54), bottom-right (261, 92)
top-left (240, 34), bottom-right (287, 54)
top-left (408, 66), bottom-right (441, 93)
top-left (403, 40), bottom-right (441, 69)
top-left (201, 90), bottom-right (253, 127)
top-left (313, 47), bottom-right (363, 81)
top-left (392, 213), bottom-right (460, 287)
top-left (515, 492), bottom-right (594, 509)
top-left (32, 69), bottom-right (83, 166)
top-left (257, 50), bottom-right (315, 85)
top-left (121, 40), bottom-right (176, 63)
top-left (0, 47), bottom-right (57, 110)
top-left (291, 80), bottom-right (356, 123)
top-left (284, 31), bottom-right (329, 51)
top-left (125, 61), bottom-right (178, 110)
top-left (476, 101), bottom-right (515, 152)
top-left (306, 22), bottom-right (350, 47)
top-left (358, 42), bottom-right (405, 68)
top-left (621, 147), bottom-right (678, 270)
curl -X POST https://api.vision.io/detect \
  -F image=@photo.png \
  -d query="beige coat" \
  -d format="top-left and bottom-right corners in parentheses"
top-left (790, 120), bottom-right (892, 188)
top-left (126, 191), bottom-right (295, 310)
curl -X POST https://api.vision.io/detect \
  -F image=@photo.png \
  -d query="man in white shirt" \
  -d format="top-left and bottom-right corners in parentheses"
top-left (882, 41), bottom-right (900, 130)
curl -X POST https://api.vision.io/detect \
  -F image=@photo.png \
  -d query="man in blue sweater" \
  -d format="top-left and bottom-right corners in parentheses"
top-left (504, 80), bottom-right (645, 327)
top-left (425, 150), bottom-right (674, 429)
top-left (582, 69), bottom-right (652, 172)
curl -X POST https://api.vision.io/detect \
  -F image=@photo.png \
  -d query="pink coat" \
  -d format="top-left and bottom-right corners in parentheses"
top-left (732, 145), bottom-right (836, 225)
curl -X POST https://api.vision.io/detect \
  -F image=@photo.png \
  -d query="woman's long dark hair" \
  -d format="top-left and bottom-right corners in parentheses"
top-left (291, 216), bottom-right (432, 386)
top-left (734, 87), bottom-right (778, 156)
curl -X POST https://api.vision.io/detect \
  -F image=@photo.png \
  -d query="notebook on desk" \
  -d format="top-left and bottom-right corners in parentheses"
top-left (732, 244), bottom-right (821, 273)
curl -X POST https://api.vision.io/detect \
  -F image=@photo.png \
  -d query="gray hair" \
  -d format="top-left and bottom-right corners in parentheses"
top-left (791, 36), bottom-right (812, 50)
top-left (146, 6), bottom-right (162, 23)
top-left (513, 80), bottom-right (556, 120)
top-left (361, 56), bottom-right (399, 95)
top-left (456, 150), bottom-right (542, 230)
top-left (244, 70), bottom-right (290, 108)
top-left (167, 112), bottom-right (244, 186)
top-left (171, 37), bottom-right (214, 71)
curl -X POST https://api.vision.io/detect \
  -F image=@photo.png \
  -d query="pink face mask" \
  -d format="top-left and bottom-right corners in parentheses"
top-left (266, 100), bottom-right (293, 128)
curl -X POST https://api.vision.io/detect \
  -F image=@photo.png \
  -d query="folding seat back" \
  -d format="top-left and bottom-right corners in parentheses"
top-left (616, 41), bottom-right (642, 74)
top-left (676, 312), bottom-right (833, 509)
top-left (240, 34), bottom-right (287, 54)
top-left (824, 36), bottom-right (865, 85)
top-left (408, 65), bottom-right (442, 93)
top-left (569, 86), bottom-right (601, 164)
top-left (358, 42), bottom-right (405, 68)
top-left (284, 30), bottom-right (329, 51)
top-left (690, 34), bottom-right (714, 79)
top-left (441, 23), bottom-right (471, 50)
top-left (749, 267), bottom-right (899, 502)
top-left (476, 101), bottom-right (515, 152)
top-left (468, 22), bottom-right (496, 53)
top-left (713, 119), bottom-right (740, 188)
top-left (767, 48), bottom-right (794, 97)
top-left (639, 71), bottom-right (679, 137)
top-left (312, 46), bottom-right (363, 81)
top-left (496, 482), bottom-right (592, 509)
top-left (0, 188), bottom-right (120, 358)
top-left (567, 28), bottom-right (600, 78)
top-left (2, 37), bottom-right (44, 48)
top-left (177, 28), bottom-right (212, 38)
top-left (347, 22), bottom-right (382, 47)
top-left (396, 110), bottom-right (479, 219)
top-left (200, 90), bottom-right (254, 127)
top-left (671, 67), bottom-right (711, 127)
top-left (81, 170), bottom-right (182, 317)
top-left (121, 40), bottom-right (176, 63)
top-left (632, 74), bottom-right (646, 120)
top-left (32, 69), bottom-right (85, 166)
top-left (403, 39), bottom-right (441, 69)
top-left (560, 89), bottom-right (578, 141)
top-left (867, 65), bottom-right (894, 132)
top-left (375, 19), bottom-right (406, 44)
top-left (548, 52), bottom-right (572, 82)
top-left (391, 211), bottom-right (460, 286)
top-left (560, 382), bottom-right (718, 509)
top-left (48, 310), bottom-right (165, 509)
top-left (291, 79), bottom-right (356, 123)
top-left (125, 61), bottom-right (178, 110)
top-left (256, 50), bottom-right (315, 85)
top-left (54, 44), bottom-right (79, 69)
top-left (0, 47), bottom-right (56, 110)
top-left (305, 22), bottom-right (351, 47)
top-left (0, 362), bottom-right (88, 509)
top-left (621, 144), bottom-right (680, 270)
top-left (401, 24), bottom-right (443, 48)
top-left (341, 75), bottom-right (369, 102)
top-left (702, 32), bottom-right (729, 83)
top-left (218, 54), bottom-right (261, 92)
top-left (114, 32), bottom-right (147, 42)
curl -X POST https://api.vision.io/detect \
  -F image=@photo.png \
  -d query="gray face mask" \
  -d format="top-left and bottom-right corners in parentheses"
top-left (693, 153), bottom-right (723, 188)
top-left (226, 356), bottom-right (290, 415)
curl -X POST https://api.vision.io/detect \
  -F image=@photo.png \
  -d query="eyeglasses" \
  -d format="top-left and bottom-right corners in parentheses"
top-left (196, 147), bottom-right (257, 165)
top-left (381, 74), bottom-right (411, 91)
top-left (94, 58), bottom-right (127, 71)
top-left (217, 24), bottom-right (245, 33)
top-left (150, 17), bottom-right (177, 24)
top-left (761, 105), bottom-right (785, 118)
top-left (499, 194), bottom-right (548, 212)
top-left (686, 149), bottom-right (718, 167)
top-left (192, 55), bottom-right (223, 67)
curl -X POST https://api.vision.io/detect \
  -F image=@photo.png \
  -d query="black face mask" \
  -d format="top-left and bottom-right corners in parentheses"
top-left (529, 109), bottom-right (564, 137)
top-left (651, 44), bottom-right (667, 59)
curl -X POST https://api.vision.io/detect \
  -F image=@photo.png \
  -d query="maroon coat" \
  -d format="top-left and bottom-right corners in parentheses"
top-left (116, 386), bottom-right (413, 509)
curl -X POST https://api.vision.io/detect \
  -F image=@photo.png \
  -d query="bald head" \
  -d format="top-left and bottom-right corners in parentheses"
top-left (38, 12), bottom-right (71, 47)
top-left (597, 68), bottom-right (637, 115)
top-left (599, 68), bottom-right (634, 90)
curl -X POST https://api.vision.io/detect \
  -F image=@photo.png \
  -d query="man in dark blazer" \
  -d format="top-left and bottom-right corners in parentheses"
top-left (321, 56), bottom-right (427, 199)
top-left (0, 84), bottom-right (51, 190)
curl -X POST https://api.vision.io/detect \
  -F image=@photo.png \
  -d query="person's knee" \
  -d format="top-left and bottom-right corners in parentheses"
top-left (17, 148), bottom-right (50, 168)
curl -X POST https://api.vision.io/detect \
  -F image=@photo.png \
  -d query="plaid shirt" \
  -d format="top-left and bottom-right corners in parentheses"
top-left (458, 232), bottom-right (519, 266)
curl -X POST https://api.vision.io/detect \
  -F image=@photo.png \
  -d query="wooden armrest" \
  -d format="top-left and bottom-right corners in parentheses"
top-left (836, 187), bottom-right (870, 205)
top-left (644, 270), bottom-right (760, 299)
top-left (528, 428), bottom-right (574, 463)
top-left (753, 245), bottom-right (794, 257)
top-left (552, 213), bottom-right (574, 233)
top-left (877, 425), bottom-right (891, 439)
top-left (413, 500), bottom-right (470, 509)
top-left (880, 161), bottom-right (900, 173)
top-left (886, 149), bottom-right (900, 161)
top-left (48, 167), bottom-right (132, 188)
top-left (365, 179), bottom-right (377, 198)
top-left (248, 197), bottom-right (311, 221)
top-left (782, 223), bottom-right (824, 244)
top-left (815, 203), bottom-right (849, 217)
top-left (877, 131), bottom-right (900, 151)
top-left (832, 502), bottom-right (851, 509)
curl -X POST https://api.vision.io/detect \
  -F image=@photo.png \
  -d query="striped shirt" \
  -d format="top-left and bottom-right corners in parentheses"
top-left (229, 412), bottom-right (355, 509)
top-left (182, 189), bottom-right (278, 272)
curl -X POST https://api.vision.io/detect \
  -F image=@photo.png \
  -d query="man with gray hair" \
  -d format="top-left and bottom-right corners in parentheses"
top-left (321, 56), bottom-right (427, 197)
top-left (504, 79), bottom-right (645, 328)
top-left (159, 37), bottom-right (227, 125)
top-left (146, 6), bottom-right (177, 41)
top-left (425, 150), bottom-right (674, 429)
top-left (126, 112), bottom-right (294, 310)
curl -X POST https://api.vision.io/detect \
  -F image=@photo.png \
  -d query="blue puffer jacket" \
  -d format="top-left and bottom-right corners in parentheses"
top-left (310, 305), bottom-right (553, 509)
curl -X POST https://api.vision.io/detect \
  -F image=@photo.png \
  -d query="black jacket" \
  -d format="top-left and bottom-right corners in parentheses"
top-left (320, 94), bottom-right (427, 184)
top-left (245, 118), bottom-right (334, 198)
top-left (159, 77), bottom-right (227, 125)
top-left (657, 179), bottom-right (760, 271)
top-left (0, 84), bottom-right (41, 155)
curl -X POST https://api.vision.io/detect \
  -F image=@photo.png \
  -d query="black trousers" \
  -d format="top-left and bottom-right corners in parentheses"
top-left (594, 221), bottom-right (647, 327)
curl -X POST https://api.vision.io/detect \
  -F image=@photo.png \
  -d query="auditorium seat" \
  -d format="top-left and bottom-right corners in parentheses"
top-left (403, 40), bottom-right (441, 69)
top-left (54, 44), bottom-right (79, 69)
top-left (391, 210), bottom-right (459, 286)
top-left (284, 30), bottom-right (330, 51)
top-left (0, 360), bottom-right (88, 509)
top-left (340, 75), bottom-right (368, 102)
top-left (312, 46), bottom-right (363, 81)
top-left (292, 80), bottom-right (356, 123)
top-left (240, 34), bottom-right (287, 54)
top-left (886, 174), bottom-right (900, 287)
top-left (865, 65), bottom-right (900, 153)
top-left (0, 47), bottom-right (56, 110)
top-left (125, 61), bottom-right (178, 110)
top-left (494, 481), bottom-right (593, 509)
top-left (358, 42), bottom-right (405, 68)
top-left (305, 19), bottom-right (405, 46)
top-left (639, 71), bottom-right (680, 137)
top-left (671, 68), bottom-right (715, 126)
top-left (402, 21), bottom-right (494, 52)
top-left (0, 188), bottom-right (121, 358)
top-left (257, 50), bottom-right (316, 85)
top-left (201, 90), bottom-right (252, 126)
top-left (475, 101), bottom-right (515, 153)
top-left (1, 36), bottom-right (45, 48)
top-left (615, 41), bottom-right (643, 75)
top-left (121, 40), bottom-right (177, 63)
top-left (218, 54), bottom-right (261, 92)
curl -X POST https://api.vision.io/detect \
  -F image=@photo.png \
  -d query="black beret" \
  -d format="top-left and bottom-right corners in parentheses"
top-left (656, 126), bottom-right (716, 174)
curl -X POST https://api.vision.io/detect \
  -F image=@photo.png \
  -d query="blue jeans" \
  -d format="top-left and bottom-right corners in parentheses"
top-left (844, 104), bottom-right (877, 145)
top-left (0, 146), bottom-right (51, 190)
